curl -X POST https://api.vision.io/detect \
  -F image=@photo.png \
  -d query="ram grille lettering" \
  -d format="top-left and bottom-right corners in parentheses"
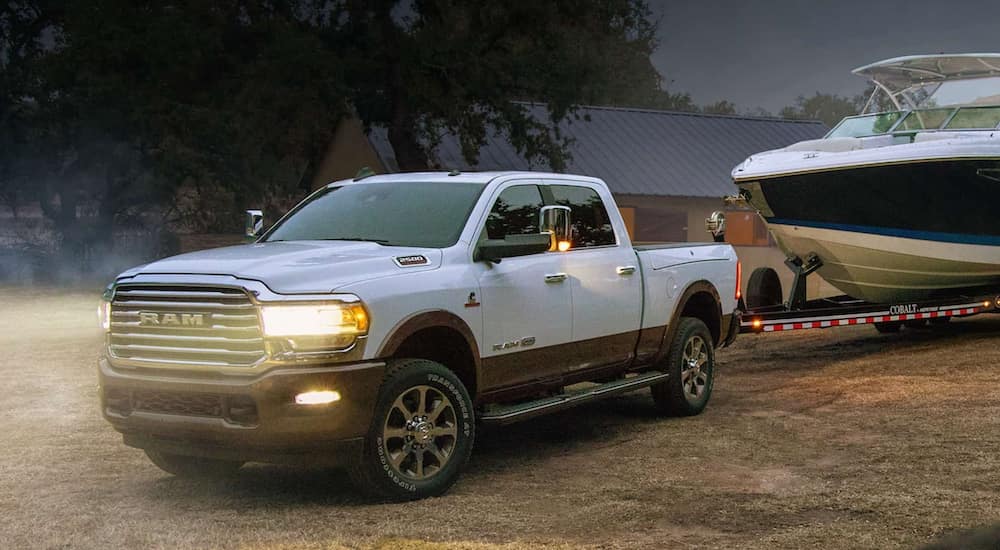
top-left (138, 312), bottom-right (208, 327)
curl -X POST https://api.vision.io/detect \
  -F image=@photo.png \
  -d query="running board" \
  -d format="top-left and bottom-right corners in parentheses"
top-left (479, 371), bottom-right (669, 426)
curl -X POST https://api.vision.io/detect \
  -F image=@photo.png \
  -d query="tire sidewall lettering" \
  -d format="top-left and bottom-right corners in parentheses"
top-left (375, 436), bottom-right (416, 492)
top-left (427, 373), bottom-right (472, 435)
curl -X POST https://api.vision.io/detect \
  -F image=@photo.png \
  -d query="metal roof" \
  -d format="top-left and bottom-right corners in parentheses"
top-left (368, 104), bottom-right (827, 198)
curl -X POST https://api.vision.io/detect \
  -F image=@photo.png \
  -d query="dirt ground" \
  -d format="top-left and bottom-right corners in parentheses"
top-left (1, 287), bottom-right (998, 549)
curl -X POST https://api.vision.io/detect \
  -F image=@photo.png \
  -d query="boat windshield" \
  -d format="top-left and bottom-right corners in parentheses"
top-left (827, 106), bottom-right (1000, 138)
top-left (924, 77), bottom-right (1000, 107)
top-left (827, 112), bottom-right (904, 138)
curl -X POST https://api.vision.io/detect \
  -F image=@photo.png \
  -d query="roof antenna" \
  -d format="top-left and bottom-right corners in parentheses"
top-left (448, 169), bottom-right (461, 177)
top-left (354, 166), bottom-right (376, 181)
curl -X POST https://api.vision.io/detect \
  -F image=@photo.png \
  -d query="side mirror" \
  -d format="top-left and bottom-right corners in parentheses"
top-left (245, 209), bottom-right (264, 239)
top-left (475, 233), bottom-right (552, 263)
top-left (706, 211), bottom-right (726, 242)
top-left (540, 205), bottom-right (572, 251)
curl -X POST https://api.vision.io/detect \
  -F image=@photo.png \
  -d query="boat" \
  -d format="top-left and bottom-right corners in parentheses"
top-left (732, 53), bottom-right (1000, 303)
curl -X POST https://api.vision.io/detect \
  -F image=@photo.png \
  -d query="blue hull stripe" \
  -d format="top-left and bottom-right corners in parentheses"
top-left (766, 218), bottom-right (1000, 246)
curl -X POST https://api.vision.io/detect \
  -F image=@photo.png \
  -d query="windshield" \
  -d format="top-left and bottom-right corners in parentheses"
top-left (922, 77), bottom-right (1000, 107)
top-left (827, 106), bottom-right (1000, 138)
top-left (827, 112), bottom-right (903, 138)
top-left (264, 181), bottom-right (485, 247)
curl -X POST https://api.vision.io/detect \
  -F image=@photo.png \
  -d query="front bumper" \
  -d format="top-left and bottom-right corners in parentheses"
top-left (98, 357), bottom-right (385, 466)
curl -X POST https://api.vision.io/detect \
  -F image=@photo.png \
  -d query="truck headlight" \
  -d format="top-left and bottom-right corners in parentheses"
top-left (98, 285), bottom-right (113, 332)
top-left (260, 303), bottom-right (369, 355)
top-left (261, 303), bottom-right (368, 337)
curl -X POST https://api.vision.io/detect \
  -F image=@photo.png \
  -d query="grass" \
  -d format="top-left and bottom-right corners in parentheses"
top-left (1, 287), bottom-right (998, 549)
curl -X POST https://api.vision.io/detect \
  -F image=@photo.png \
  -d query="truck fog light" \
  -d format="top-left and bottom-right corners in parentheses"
top-left (295, 390), bottom-right (341, 405)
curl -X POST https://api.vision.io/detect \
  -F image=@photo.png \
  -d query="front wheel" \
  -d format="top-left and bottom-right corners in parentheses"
top-left (651, 317), bottom-right (715, 416)
top-left (144, 450), bottom-right (243, 478)
top-left (348, 359), bottom-right (475, 501)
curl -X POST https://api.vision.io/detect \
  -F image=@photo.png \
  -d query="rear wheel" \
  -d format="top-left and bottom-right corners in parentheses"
top-left (348, 359), bottom-right (475, 501)
top-left (144, 450), bottom-right (243, 478)
top-left (745, 267), bottom-right (783, 309)
top-left (651, 317), bottom-right (715, 416)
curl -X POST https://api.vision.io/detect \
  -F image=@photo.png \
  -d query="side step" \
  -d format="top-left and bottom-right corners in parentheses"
top-left (479, 370), bottom-right (669, 426)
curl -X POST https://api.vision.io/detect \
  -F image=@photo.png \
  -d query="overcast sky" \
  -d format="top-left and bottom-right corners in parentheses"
top-left (646, 0), bottom-right (1000, 113)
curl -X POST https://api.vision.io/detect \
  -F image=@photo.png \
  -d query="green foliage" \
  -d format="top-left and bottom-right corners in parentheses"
top-left (702, 100), bottom-right (737, 115)
top-left (778, 92), bottom-right (863, 127)
top-left (2, 0), bottom-right (351, 274)
top-left (331, 0), bottom-right (660, 170)
top-left (2, 0), bottom-right (663, 278)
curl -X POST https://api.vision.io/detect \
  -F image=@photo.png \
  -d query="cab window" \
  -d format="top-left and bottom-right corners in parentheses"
top-left (484, 185), bottom-right (543, 240)
top-left (550, 185), bottom-right (616, 248)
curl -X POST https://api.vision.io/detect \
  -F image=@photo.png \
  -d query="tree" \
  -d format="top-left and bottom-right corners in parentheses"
top-left (779, 92), bottom-right (862, 127)
top-left (4, 0), bottom-right (667, 278)
top-left (702, 100), bottom-right (737, 115)
top-left (331, 0), bottom-right (661, 170)
top-left (3, 1), bottom-right (351, 275)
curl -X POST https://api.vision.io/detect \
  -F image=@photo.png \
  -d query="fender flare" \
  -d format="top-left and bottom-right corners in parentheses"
top-left (656, 280), bottom-right (723, 362)
top-left (376, 309), bottom-right (482, 379)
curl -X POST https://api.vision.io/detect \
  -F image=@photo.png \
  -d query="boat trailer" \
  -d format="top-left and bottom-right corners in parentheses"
top-left (705, 211), bottom-right (1000, 335)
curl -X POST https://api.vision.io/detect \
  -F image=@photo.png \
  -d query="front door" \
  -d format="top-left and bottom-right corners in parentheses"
top-left (475, 183), bottom-right (573, 391)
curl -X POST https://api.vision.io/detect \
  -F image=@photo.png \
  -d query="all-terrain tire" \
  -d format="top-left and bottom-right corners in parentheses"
top-left (745, 267), bottom-right (783, 309)
top-left (144, 450), bottom-right (243, 478)
top-left (650, 317), bottom-right (715, 416)
top-left (348, 358), bottom-right (475, 501)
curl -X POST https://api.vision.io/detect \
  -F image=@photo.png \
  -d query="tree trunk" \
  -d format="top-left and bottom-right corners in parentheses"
top-left (373, 1), bottom-right (428, 172)
top-left (387, 118), bottom-right (429, 172)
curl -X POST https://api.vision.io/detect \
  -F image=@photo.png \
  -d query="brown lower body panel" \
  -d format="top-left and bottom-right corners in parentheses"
top-left (479, 328), bottom-right (662, 403)
top-left (99, 357), bottom-right (384, 465)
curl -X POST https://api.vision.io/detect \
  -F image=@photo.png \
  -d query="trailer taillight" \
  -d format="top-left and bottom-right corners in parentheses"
top-left (735, 261), bottom-right (742, 301)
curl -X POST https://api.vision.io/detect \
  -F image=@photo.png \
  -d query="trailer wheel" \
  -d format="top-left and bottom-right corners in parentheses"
top-left (874, 321), bottom-right (902, 333)
top-left (745, 267), bottom-right (783, 309)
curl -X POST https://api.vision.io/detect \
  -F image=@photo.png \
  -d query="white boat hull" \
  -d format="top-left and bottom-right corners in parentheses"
top-left (769, 223), bottom-right (1000, 303)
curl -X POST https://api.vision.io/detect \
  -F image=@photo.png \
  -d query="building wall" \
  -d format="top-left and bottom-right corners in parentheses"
top-left (311, 116), bottom-right (386, 187)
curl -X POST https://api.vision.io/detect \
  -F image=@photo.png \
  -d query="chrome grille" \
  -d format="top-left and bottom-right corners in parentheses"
top-left (109, 285), bottom-right (266, 367)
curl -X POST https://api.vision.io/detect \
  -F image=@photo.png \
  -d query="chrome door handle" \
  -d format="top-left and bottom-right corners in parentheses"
top-left (544, 273), bottom-right (568, 283)
top-left (616, 265), bottom-right (637, 275)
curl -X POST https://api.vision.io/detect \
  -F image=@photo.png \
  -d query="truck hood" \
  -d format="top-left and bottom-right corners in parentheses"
top-left (122, 241), bottom-right (442, 294)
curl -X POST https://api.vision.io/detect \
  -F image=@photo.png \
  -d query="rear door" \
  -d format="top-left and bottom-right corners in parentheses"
top-left (474, 183), bottom-right (574, 391)
top-left (548, 183), bottom-right (644, 371)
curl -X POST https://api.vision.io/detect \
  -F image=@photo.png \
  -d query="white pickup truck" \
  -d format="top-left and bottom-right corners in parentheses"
top-left (98, 171), bottom-right (740, 500)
